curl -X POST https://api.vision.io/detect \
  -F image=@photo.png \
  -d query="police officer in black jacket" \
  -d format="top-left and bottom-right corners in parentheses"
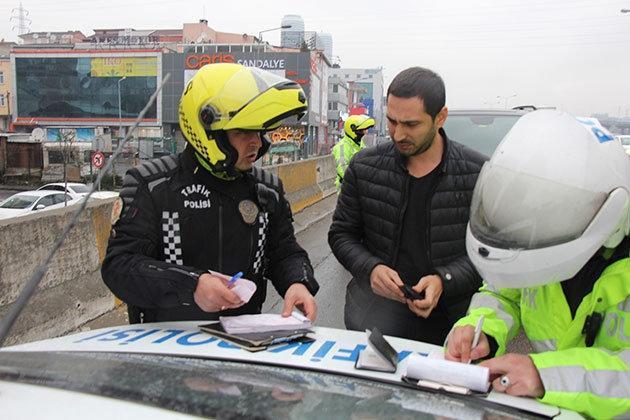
top-left (328, 67), bottom-right (486, 344)
top-left (102, 63), bottom-right (319, 323)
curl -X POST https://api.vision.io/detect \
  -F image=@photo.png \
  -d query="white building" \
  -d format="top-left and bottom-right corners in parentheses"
top-left (330, 67), bottom-right (386, 136)
top-left (280, 15), bottom-right (305, 49)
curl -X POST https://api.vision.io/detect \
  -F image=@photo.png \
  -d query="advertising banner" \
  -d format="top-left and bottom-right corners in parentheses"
top-left (91, 57), bottom-right (158, 77)
top-left (183, 51), bottom-right (310, 97)
top-left (46, 128), bottom-right (94, 142)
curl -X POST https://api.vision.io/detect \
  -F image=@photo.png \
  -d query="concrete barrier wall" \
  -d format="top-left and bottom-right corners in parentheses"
top-left (0, 156), bottom-right (336, 345)
top-left (267, 154), bottom-right (336, 214)
top-left (0, 198), bottom-right (116, 346)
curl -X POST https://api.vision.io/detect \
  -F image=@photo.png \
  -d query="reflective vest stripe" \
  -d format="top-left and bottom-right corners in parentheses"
top-left (539, 362), bottom-right (630, 399)
top-left (530, 338), bottom-right (557, 352)
top-left (470, 292), bottom-right (516, 332)
top-left (339, 143), bottom-right (347, 170)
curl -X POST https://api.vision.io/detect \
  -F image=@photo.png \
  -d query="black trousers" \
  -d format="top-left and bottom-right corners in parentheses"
top-left (344, 283), bottom-right (453, 346)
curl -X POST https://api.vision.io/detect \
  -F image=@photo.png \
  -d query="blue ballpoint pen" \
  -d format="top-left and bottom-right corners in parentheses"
top-left (227, 271), bottom-right (243, 287)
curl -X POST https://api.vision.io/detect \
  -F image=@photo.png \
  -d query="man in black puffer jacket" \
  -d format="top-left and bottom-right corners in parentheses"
top-left (328, 67), bottom-right (486, 344)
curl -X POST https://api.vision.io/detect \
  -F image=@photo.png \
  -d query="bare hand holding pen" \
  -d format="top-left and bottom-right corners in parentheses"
top-left (193, 273), bottom-right (244, 312)
top-left (444, 316), bottom-right (490, 363)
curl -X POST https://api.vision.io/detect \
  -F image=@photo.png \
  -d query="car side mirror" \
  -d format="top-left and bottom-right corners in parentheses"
top-left (34, 204), bottom-right (46, 210)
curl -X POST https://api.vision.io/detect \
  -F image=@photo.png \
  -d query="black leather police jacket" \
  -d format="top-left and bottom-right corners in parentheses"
top-left (102, 147), bottom-right (318, 323)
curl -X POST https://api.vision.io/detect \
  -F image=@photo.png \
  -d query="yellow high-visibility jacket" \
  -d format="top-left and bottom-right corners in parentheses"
top-left (332, 135), bottom-right (365, 190)
top-left (455, 257), bottom-right (630, 418)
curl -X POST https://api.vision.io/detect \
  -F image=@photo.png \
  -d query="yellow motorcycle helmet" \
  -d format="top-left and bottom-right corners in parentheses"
top-left (179, 63), bottom-right (307, 175)
top-left (344, 114), bottom-right (375, 142)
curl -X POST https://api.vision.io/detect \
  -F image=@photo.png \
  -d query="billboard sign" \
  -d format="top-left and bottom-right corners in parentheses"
top-left (91, 57), bottom-right (158, 77)
top-left (183, 51), bottom-right (311, 97)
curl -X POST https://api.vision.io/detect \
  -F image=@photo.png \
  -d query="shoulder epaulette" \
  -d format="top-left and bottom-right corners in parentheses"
top-left (119, 155), bottom-right (179, 214)
top-left (250, 166), bottom-right (281, 191)
top-left (134, 155), bottom-right (179, 181)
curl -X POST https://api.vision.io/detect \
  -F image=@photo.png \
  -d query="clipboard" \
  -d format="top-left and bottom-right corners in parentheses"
top-left (354, 328), bottom-right (398, 373)
top-left (401, 353), bottom-right (490, 395)
top-left (400, 375), bottom-right (479, 395)
top-left (199, 322), bottom-right (314, 352)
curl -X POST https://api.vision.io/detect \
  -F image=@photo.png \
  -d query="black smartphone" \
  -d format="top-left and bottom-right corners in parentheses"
top-left (399, 284), bottom-right (425, 300)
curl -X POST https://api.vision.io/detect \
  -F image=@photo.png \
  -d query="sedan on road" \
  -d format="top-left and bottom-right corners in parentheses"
top-left (444, 109), bottom-right (527, 157)
top-left (37, 182), bottom-right (91, 198)
top-left (0, 190), bottom-right (80, 220)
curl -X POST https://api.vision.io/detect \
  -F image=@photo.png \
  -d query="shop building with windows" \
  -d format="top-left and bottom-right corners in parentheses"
top-left (329, 67), bottom-right (385, 136)
top-left (327, 76), bottom-right (348, 142)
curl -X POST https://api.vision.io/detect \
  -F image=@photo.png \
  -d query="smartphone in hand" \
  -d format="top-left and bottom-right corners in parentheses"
top-left (399, 284), bottom-right (425, 301)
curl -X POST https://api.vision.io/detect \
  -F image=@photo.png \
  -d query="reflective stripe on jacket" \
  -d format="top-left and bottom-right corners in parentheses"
top-left (454, 257), bottom-right (630, 418)
top-left (332, 135), bottom-right (364, 189)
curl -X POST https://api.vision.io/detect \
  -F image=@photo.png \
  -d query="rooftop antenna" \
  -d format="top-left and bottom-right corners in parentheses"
top-left (10, 2), bottom-right (32, 38)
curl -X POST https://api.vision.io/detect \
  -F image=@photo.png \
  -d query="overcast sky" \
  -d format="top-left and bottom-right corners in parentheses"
top-left (2, 0), bottom-right (629, 117)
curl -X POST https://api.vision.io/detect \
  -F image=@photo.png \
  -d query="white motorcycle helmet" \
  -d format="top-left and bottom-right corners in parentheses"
top-left (466, 110), bottom-right (630, 289)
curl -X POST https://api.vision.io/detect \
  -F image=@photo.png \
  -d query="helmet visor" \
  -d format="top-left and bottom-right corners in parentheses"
top-left (356, 117), bottom-right (375, 131)
top-left (470, 163), bottom-right (608, 249)
top-left (204, 67), bottom-right (306, 131)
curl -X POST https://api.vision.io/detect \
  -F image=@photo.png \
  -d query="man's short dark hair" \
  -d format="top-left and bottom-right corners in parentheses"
top-left (387, 67), bottom-right (446, 119)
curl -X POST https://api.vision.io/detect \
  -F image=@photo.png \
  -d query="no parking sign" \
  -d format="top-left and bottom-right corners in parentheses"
top-left (91, 151), bottom-right (105, 169)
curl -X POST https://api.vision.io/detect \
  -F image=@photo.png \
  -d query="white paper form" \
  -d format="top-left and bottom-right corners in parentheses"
top-left (208, 271), bottom-right (257, 303)
top-left (220, 311), bottom-right (312, 334)
top-left (405, 353), bottom-right (490, 393)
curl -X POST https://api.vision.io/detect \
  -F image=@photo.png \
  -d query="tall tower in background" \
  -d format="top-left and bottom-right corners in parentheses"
top-left (10, 2), bottom-right (32, 38)
top-left (280, 14), bottom-right (304, 48)
top-left (317, 32), bottom-right (332, 60)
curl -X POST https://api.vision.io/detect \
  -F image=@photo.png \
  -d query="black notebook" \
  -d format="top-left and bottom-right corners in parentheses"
top-left (354, 328), bottom-right (398, 373)
top-left (199, 322), bottom-right (314, 352)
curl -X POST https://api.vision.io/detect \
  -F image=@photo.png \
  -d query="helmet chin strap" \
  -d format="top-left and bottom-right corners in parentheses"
top-left (193, 151), bottom-right (236, 181)
top-left (193, 130), bottom-right (241, 180)
top-left (192, 131), bottom-right (271, 180)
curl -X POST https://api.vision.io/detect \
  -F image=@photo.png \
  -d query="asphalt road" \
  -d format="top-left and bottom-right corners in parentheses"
top-left (262, 212), bottom-right (350, 329)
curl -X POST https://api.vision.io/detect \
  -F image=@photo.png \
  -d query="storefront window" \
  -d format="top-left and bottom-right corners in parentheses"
top-left (15, 57), bottom-right (157, 120)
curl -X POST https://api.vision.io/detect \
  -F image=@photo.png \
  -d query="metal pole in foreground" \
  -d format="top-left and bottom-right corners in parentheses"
top-left (0, 73), bottom-right (171, 347)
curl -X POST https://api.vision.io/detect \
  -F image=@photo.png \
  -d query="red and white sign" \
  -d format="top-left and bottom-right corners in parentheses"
top-left (91, 151), bottom-right (105, 169)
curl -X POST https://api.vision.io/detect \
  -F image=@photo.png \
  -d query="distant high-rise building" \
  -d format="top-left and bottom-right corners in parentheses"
top-left (317, 32), bottom-right (332, 60)
top-left (281, 14), bottom-right (304, 48)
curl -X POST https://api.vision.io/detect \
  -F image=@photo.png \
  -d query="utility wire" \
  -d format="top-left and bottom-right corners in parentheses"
top-left (0, 73), bottom-right (171, 347)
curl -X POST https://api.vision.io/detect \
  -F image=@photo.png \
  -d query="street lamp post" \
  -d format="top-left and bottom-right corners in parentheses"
top-left (497, 94), bottom-right (517, 109)
top-left (115, 76), bottom-right (126, 189)
top-left (258, 24), bottom-right (291, 43)
top-left (117, 76), bottom-right (127, 138)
